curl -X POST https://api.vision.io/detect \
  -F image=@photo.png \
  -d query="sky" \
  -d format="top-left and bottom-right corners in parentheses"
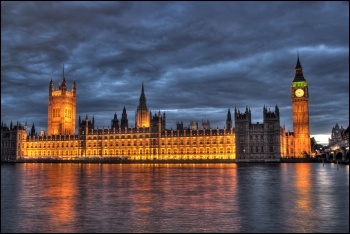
top-left (1, 1), bottom-right (349, 145)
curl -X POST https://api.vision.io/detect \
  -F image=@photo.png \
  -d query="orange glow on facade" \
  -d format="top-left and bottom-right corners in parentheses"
top-left (1, 56), bottom-right (312, 161)
top-left (290, 55), bottom-right (311, 157)
top-left (48, 76), bottom-right (76, 136)
top-left (23, 128), bottom-right (236, 160)
top-left (135, 83), bottom-right (150, 128)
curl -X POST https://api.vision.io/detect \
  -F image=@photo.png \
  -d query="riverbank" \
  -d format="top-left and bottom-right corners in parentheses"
top-left (2, 157), bottom-right (348, 164)
top-left (280, 158), bottom-right (319, 163)
top-left (4, 158), bottom-right (236, 164)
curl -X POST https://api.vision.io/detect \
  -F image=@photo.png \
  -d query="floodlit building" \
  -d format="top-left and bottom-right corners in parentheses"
top-left (1, 56), bottom-right (313, 162)
top-left (328, 124), bottom-right (349, 160)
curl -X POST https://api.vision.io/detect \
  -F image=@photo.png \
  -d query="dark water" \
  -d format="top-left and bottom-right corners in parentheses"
top-left (1, 163), bottom-right (349, 233)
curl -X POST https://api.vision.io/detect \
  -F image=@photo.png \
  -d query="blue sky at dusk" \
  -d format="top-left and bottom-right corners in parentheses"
top-left (1, 1), bottom-right (349, 145)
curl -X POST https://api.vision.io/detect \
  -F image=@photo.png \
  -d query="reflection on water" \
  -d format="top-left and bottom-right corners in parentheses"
top-left (1, 163), bottom-right (349, 233)
top-left (294, 163), bottom-right (311, 210)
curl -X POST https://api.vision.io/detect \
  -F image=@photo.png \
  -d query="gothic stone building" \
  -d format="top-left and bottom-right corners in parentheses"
top-left (1, 56), bottom-right (312, 162)
top-left (234, 106), bottom-right (283, 162)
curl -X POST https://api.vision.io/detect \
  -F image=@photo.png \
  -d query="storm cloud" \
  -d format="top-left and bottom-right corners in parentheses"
top-left (1, 1), bottom-right (349, 144)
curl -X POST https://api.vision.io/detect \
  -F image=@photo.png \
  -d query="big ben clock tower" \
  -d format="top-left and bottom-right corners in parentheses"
top-left (291, 55), bottom-right (311, 157)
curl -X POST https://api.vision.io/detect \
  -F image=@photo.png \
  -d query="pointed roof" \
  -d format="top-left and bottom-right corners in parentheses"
top-left (137, 82), bottom-right (148, 111)
top-left (295, 53), bottom-right (302, 69)
top-left (49, 78), bottom-right (54, 90)
top-left (227, 108), bottom-right (232, 121)
top-left (62, 63), bottom-right (67, 81)
top-left (140, 82), bottom-right (146, 99)
top-left (62, 67), bottom-right (66, 82)
top-left (293, 53), bottom-right (306, 82)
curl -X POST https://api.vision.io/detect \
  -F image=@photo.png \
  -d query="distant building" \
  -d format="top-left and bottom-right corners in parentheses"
top-left (189, 120), bottom-right (198, 130)
top-left (202, 119), bottom-right (210, 130)
top-left (328, 123), bottom-right (349, 160)
top-left (329, 123), bottom-right (345, 147)
top-left (343, 126), bottom-right (349, 161)
top-left (343, 126), bottom-right (349, 148)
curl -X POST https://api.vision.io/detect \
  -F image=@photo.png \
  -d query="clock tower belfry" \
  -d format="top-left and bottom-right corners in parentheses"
top-left (291, 55), bottom-right (311, 157)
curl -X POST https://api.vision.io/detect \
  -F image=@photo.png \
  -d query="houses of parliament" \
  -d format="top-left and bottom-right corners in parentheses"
top-left (1, 56), bottom-right (311, 162)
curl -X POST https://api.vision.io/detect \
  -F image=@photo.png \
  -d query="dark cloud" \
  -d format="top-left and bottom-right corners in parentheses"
top-left (1, 1), bottom-right (349, 144)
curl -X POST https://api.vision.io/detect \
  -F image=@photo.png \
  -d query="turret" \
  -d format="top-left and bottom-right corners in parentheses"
top-left (60, 77), bottom-right (67, 93)
top-left (202, 118), bottom-right (210, 130)
top-left (235, 106), bottom-right (251, 122)
top-left (60, 64), bottom-right (67, 93)
top-left (85, 115), bottom-right (89, 134)
top-left (189, 120), bottom-right (198, 130)
top-left (30, 123), bottom-right (36, 137)
top-left (111, 111), bottom-right (119, 129)
top-left (163, 111), bottom-right (166, 129)
top-left (275, 104), bottom-right (279, 117)
top-left (72, 81), bottom-right (76, 97)
top-left (150, 110), bottom-right (166, 132)
top-left (263, 105), bottom-right (279, 121)
top-left (226, 108), bottom-right (232, 129)
top-left (121, 106), bottom-right (128, 128)
top-left (49, 79), bottom-right (54, 96)
top-left (176, 121), bottom-right (183, 130)
top-left (78, 115), bottom-right (94, 134)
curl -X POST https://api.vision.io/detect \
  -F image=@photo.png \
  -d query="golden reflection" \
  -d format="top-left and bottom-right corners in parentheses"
top-left (294, 164), bottom-right (311, 211)
top-left (16, 163), bottom-right (78, 232)
top-left (126, 163), bottom-right (240, 231)
top-left (42, 164), bottom-right (78, 224)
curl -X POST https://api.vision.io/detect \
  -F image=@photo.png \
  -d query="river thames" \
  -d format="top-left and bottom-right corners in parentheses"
top-left (1, 163), bottom-right (349, 233)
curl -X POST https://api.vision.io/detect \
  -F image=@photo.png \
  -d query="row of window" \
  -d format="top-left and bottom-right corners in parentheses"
top-left (85, 135), bottom-right (233, 140)
top-left (25, 139), bottom-right (233, 148)
top-left (26, 144), bottom-right (78, 148)
top-left (240, 146), bottom-right (274, 153)
top-left (238, 156), bottom-right (277, 159)
top-left (52, 108), bottom-right (73, 118)
top-left (132, 155), bottom-right (233, 160)
top-left (26, 148), bottom-right (232, 156)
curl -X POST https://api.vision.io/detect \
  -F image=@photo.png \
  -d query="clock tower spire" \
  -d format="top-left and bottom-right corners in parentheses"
top-left (291, 54), bottom-right (311, 157)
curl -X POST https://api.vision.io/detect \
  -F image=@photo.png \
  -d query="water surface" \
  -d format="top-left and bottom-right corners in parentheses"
top-left (1, 163), bottom-right (349, 233)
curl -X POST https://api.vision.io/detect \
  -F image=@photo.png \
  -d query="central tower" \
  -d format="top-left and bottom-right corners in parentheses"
top-left (135, 83), bottom-right (150, 128)
top-left (291, 55), bottom-right (311, 156)
top-left (48, 70), bottom-right (76, 135)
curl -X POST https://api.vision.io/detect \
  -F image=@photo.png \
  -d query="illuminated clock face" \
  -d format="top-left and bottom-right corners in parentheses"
top-left (295, 88), bottom-right (304, 97)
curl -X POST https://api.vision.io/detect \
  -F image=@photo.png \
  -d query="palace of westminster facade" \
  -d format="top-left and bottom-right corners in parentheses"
top-left (1, 56), bottom-right (311, 162)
